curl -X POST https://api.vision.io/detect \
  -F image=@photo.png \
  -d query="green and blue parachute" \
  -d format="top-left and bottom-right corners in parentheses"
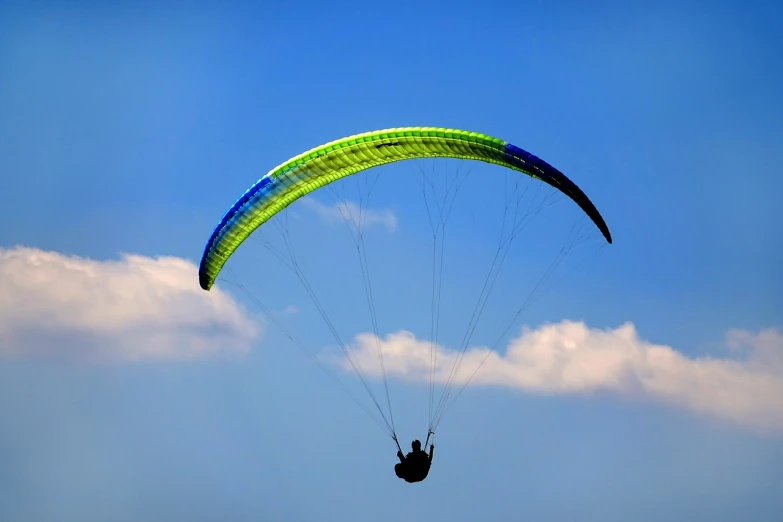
top-left (198, 127), bottom-right (612, 291)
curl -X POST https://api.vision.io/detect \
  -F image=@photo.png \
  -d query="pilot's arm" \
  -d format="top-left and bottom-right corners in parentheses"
top-left (428, 445), bottom-right (435, 462)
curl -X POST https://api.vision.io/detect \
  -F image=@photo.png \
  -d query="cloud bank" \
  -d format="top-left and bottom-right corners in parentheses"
top-left (0, 246), bottom-right (260, 362)
top-left (334, 322), bottom-right (783, 433)
top-left (5, 245), bottom-right (780, 434)
top-left (303, 198), bottom-right (398, 233)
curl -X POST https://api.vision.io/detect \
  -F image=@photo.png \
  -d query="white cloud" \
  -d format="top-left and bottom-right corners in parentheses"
top-left (332, 321), bottom-right (783, 433)
top-left (302, 198), bottom-right (398, 233)
top-left (282, 305), bottom-right (299, 315)
top-left (0, 246), bottom-right (261, 362)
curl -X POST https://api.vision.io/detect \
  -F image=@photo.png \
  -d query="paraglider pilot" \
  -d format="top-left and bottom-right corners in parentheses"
top-left (395, 439), bottom-right (434, 483)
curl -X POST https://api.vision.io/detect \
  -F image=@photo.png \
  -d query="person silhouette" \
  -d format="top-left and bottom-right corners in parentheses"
top-left (394, 439), bottom-right (434, 483)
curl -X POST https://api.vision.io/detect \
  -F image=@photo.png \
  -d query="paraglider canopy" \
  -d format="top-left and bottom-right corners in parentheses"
top-left (198, 127), bottom-right (612, 292)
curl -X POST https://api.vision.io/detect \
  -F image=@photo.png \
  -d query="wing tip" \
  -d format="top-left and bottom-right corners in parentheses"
top-left (198, 259), bottom-right (213, 291)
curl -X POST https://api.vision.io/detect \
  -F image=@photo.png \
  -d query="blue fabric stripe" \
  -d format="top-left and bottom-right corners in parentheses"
top-left (198, 174), bottom-right (276, 289)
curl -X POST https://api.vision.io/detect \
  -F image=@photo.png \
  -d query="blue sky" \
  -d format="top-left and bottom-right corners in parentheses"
top-left (1, 1), bottom-right (782, 521)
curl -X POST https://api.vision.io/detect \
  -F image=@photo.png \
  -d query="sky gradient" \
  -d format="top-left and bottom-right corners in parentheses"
top-left (1, 1), bottom-right (782, 521)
